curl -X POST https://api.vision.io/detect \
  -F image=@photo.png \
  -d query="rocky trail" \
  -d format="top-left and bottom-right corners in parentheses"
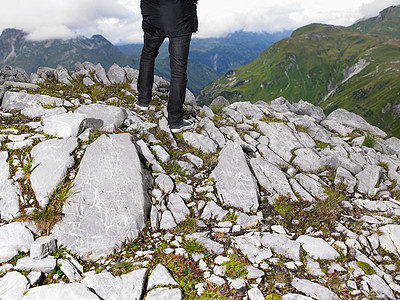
top-left (1, 63), bottom-right (400, 299)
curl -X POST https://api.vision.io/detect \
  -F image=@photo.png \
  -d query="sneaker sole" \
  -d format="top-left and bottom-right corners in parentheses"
top-left (134, 102), bottom-right (149, 111)
top-left (170, 123), bottom-right (194, 133)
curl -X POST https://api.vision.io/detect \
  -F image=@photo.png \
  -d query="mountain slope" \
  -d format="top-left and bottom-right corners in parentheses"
top-left (351, 5), bottom-right (400, 39)
top-left (198, 8), bottom-right (400, 137)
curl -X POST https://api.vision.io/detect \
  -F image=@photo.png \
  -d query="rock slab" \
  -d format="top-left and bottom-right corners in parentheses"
top-left (213, 141), bottom-right (259, 212)
top-left (52, 134), bottom-right (151, 260)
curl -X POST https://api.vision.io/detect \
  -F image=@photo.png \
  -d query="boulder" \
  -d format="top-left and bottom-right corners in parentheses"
top-left (292, 148), bottom-right (325, 172)
top-left (1, 91), bottom-right (64, 111)
top-left (43, 113), bottom-right (87, 138)
top-left (326, 108), bottom-right (387, 138)
top-left (0, 271), bottom-right (29, 300)
top-left (95, 63), bottom-right (111, 85)
top-left (51, 134), bottom-right (151, 260)
top-left (256, 122), bottom-right (303, 162)
top-left (107, 64), bottom-right (126, 84)
top-left (20, 283), bottom-right (99, 300)
top-left (147, 264), bottom-right (178, 290)
top-left (75, 103), bottom-right (126, 132)
top-left (30, 137), bottom-right (78, 207)
top-left (183, 132), bottom-right (217, 153)
top-left (212, 141), bottom-right (259, 212)
top-left (291, 100), bottom-right (326, 121)
top-left (296, 235), bottom-right (339, 260)
top-left (199, 118), bottom-right (225, 148)
top-left (146, 288), bottom-right (182, 300)
top-left (251, 156), bottom-right (296, 200)
top-left (379, 225), bottom-right (400, 256)
top-left (356, 165), bottom-right (382, 195)
top-left (0, 222), bottom-right (34, 263)
top-left (261, 233), bottom-right (301, 261)
top-left (56, 66), bottom-right (72, 85)
top-left (0, 151), bottom-right (20, 220)
top-left (291, 278), bottom-right (340, 300)
top-left (210, 96), bottom-right (230, 109)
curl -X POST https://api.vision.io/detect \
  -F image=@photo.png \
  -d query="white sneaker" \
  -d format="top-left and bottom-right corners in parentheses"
top-left (170, 119), bottom-right (195, 133)
top-left (134, 101), bottom-right (149, 111)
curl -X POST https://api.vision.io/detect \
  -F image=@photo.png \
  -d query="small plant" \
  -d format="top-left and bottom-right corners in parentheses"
top-left (199, 283), bottom-right (230, 300)
top-left (222, 212), bottom-right (238, 224)
top-left (222, 254), bottom-right (247, 278)
top-left (295, 124), bottom-right (310, 134)
top-left (362, 134), bottom-right (376, 148)
top-left (356, 261), bottom-right (376, 275)
top-left (172, 217), bottom-right (198, 235)
top-left (110, 261), bottom-right (134, 276)
top-left (182, 240), bottom-right (206, 254)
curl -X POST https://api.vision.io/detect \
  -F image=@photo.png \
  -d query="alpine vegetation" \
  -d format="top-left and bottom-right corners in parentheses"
top-left (1, 63), bottom-right (400, 299)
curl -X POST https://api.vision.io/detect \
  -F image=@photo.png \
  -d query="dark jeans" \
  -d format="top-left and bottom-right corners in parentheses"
top-left (137, 32), bottom-right (192, 126)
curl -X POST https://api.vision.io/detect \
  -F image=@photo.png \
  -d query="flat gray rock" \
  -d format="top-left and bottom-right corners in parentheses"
top-left (261, 233), bottom-right (301, 261)
top-left (155, 174), bottom-right (175, 194)
top-left (229, 102), bottom-right (265, 120)
top-left (15, 256), bottom-right (56, 273)
top-left (147, 264), bottom-right (178, 290)
top-left (1, 91), bottom-right (64, 111)
top-left (250, 157), bottom-right (296, 200)
top-left (248, 287), bottom-right (265, 300)
top-left (379, 225), bottom-right (400, 256)
top-left (199, 118), bottom-right (225, 148)
top-left (334, 166), bottom-right (357, 193)
top-left (183, 132), bottom-right (217, 153)
top-left (51, 134), bottom-right (151, 260)
top-left (167, 194), bottom-right (190, 224)
top-left (159, 210), bottom-right (177, 230)
top-left (75, 103), bottom-right (126, 132)
top-left (146, 287), bottom-right (182, 300)
top-left (59, 258), bottom-right (82, 282)
top-left (0, 222), bottom-right (34, 263)
top-left (292, 278), bottom-right (340, 300)
top-left (0, 271), bottom-right (29, 300)
top-left (82, 269), bottom-right (147, 300)
top-left (21, 283), bottom-right (99, 300)
top-left (356, 165), bottom-right (382, 195)
top-left (363, 274), bottom-right (395, 300)
top-left (256, 122), bottom-right (303, 162)
top-left (30, 137), bottom-right (78, 207)
top-left (0, 151), bottom-right (20, 220)
top-left (186, 232), bottom-right (224, 255)
top-left (295, 173), bottom-right (328, 200)
top-left (296, 235), bottom-right (339, 260)
top-left (213, 141), bottom-right (259, 212)
top-left (327, 108), bottom-right (387, 138)
top-left (43, 113), bottom-right (87, 138)
top-left (291, 100), bottom-right (325, 121)
top-left (282, 294), bottom-right (313, 300)
top-left (201, 201), bottom-right (228, 221)
top-left (292, 148), bottom-right (325, 172)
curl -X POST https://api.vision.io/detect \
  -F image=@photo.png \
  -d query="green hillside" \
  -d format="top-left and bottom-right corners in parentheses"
top-left (198, 7), bottom-right (400, 138)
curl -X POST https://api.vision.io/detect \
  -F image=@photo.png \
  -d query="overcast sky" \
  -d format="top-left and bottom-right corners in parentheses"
top-left (1, 0), bottom-right (399, 44)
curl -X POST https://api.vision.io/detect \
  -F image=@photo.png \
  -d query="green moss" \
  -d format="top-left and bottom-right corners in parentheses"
top-left (357, 261), bottom-right (376, 275)
top-left (222, 254), bottom-right (247, 278)
top-left (182, 240), bottom-right (206, 254)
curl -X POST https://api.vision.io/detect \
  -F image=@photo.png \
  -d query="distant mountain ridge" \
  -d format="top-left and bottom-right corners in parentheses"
top-left (0, 28), bottom-right (290, 94)
top-left (198, 6), bottom-right (400, 138)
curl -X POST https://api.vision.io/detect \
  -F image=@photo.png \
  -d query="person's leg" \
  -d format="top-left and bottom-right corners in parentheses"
top-left (167, 34), bottom-right (192, 126)
top-left (137, 32), bottom-right (165, 106)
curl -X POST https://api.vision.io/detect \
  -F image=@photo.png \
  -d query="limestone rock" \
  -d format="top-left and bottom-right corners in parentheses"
top-left (30, 236), bottom-right (57, 260)
top-left (75, 103), bottom-right (126, 132)
top-left (250, 156), bottom-right (296, 200)
top-left (15, 256), bottom-right (57, 273)
top-left (56, 66), bottom-right (72, 85)
top-left (30, 137), bottom-right (78, 207)
top-left (334, 167), bottom-right (357, 193)
top-left (326, 108), bottom-right (387, 138)
top-left (21, 283), bottom-right (99, 300)
top-left (256, 122), bottom-right (303, 162)
top-left (379, 225), bottom-right (400, 256)
top-left (1, 91), bottom-right (64, 111)
top-left (297, 235), bottom-right (339, 260)
top-left (51, 134), bottom-right (150, 260)
top-left (43, 113), bottom-right (87, 138)
top-left (160, 210), bottom-right (177, 230)
top-left (82, 269), bottom-right (147, 300)
top-left (292, 148), bottom-right (325, 172)
top-left (295, 173), bottom-right (328, 200)
top-left (183, 132), bottom-right (217, 153)
top-left (167, 194), bottom-right (190, 224)
top-left (291, 100), bottom-right (325, 121)
top-left (0, 151), bottom-right (20, 220)
top-left (146, 287), bottom-right (182, 300)
top-left (210, 96), bottom-right (230, 109)
top-left (282, 294), bottom-right (313, 300)
top-left (201, 201), bottom-right (228, 221)
top-left (0, 222), bottom-right (34, 263)
top-left (199, 117), bottom-right (225, 148)
top-left (0, 271), bottom-right (29, 300)
top-left (213, 141), bottom-right (259, 212)
top-left (147, 264), bottom-right (178, 290)
top-left (107, 64), bottom-right (126, 84)
top-left (59, 258), bottom-right (82, 282)
top-left (95, 63), bottom-right (111, 85)
top-left (186, 232), bottom-right (224, 255)
top-left (363, 274), bottom-right (395, 300)
top-left (261, 233), bottom-right (301, 261)
top-left (292, 278), bottom-right (340, 300)
top-left (248, 287), bottom-right (265, 300)
top-left (356, 165), bottom-right (382, 195)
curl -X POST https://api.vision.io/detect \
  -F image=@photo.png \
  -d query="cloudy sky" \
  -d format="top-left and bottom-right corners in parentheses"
top-left (1, 0), bottom-right (399, 44)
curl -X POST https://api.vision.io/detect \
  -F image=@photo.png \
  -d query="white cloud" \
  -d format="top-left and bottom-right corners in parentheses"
top-left (0, 0), bottom-right (399, 43)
